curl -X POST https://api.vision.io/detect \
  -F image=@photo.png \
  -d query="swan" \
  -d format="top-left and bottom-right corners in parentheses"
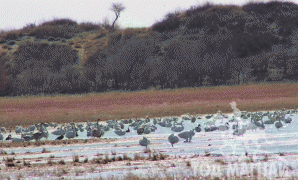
top-left (139, 137), bottom-right (150, 148)
top-left (217, 122), bottom-right (229, 131)
top-left (28, 122), bottom-right (36, 132)
top-left (171, 122), bottom-right (184, 132)
top-left (126, 127), bottom-right (130, 132)
top-left (52, 127), bottom-right (66, 135)
top-left (15, 125), bottom-right (22, 134)
top-left (168, 134), bottom-right (179, 147)
top-left (114, 129), bottom-right (126, 136)
top-left (233, 122), bottom-right (246, 136)
top-left (178, 129), bottom-right (195, 142)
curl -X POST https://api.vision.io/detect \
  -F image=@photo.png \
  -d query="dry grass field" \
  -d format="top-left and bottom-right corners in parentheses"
top-left (1, 81), bottom-right (297, 130)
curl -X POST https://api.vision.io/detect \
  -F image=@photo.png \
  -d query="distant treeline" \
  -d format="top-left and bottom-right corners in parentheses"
top-left (1, 0), bottom-right (298, 97)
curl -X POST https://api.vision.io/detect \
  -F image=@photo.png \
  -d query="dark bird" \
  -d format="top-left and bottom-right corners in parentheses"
top-left (126, 127), bottom-right (130, 133)
top-left (5, 134), bottom-right (12, 140)
top-left (55, 134), bottom-right (64, 140)
top-left (137, 128), bottom-right (144, 135)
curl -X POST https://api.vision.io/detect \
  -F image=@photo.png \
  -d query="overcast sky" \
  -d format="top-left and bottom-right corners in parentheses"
top-left (1, 0), bottom-right (290, 31)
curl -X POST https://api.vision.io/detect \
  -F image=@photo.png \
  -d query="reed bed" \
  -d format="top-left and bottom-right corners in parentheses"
top-left (0, 82), bottom-right (298, 129)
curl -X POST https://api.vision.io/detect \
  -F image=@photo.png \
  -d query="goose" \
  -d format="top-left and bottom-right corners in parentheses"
top-left (126, 127), bottom-right (130, 133)
top-left (56, 134), bottom-right (64, 140)
top-left (5, 134), bottom-right (12, 140)
top-left (11, 135), bottom-right (24, 143)
top-left (1, 124), bottom-right (6, 133)
top-left (178, 129), bottom-right (195, 142)
top-left (137, 127), bottom-right (144, 135)
top-left (168, 134), bottom-right (179, 147)
top-left (274, 117), bottom-right (283, 130)
top-left (22, 134), bottom-right (33, 141)
top-left (31, 131), bottom-right (46, 141)
top-left (195, 124), bottom-right (201, 132)
top-left (217, 122), bottom-right (229, 131)
top-left (114, 129), bottom-right (126, 136)
top-left (139, 137), bottom-right (150, 148)
top-left (205, 114), bottom-right (213, 119)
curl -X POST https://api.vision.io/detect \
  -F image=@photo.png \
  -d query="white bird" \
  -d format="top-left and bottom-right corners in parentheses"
top-left (217, 122), bottom-right (229, 131)
top-left (168, 134), bottom-right (179, 147)
top-left (178, 129), bottom-right (195, 142)
top-left (139, 137), bottom-right (150, 148)
top-left (233, 120), bottom-right (246, 136)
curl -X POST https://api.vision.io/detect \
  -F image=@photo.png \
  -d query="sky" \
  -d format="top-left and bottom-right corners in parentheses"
top-left (1, 0), bottom-right (292, 31)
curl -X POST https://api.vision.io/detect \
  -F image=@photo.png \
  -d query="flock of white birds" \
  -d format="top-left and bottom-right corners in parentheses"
top-left (0, 101), bottom-right (295, 150)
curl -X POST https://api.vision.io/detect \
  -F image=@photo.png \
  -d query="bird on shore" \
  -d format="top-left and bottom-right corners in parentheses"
top-left (195, 124), bottom-right (201, 132)
top-left (217, 122), bottom-right (229, 131)
top-left (1, 124), bottom-right (6, 133)
top-left (137, 127), bottom-right (144, 135)
top-left (5, 134), bottom-right (12, 140)
top-left (168, 134), bottom-right (179, 147)
top-left (22, 134), bottom-right (33, 141)
top-left (55, 134), bottom-right (64, 140)
top-left (178, 129), bottom-right (195, 142)
top-left (139, 137), bottom-right (150, 148)
top-left (274, 117), bottom-right (283, 130)
top-left (31, 131), bottom-right (46, 142)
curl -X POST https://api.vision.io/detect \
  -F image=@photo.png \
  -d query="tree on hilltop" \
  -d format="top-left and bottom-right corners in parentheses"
top-left (110, 2), bottom-right (125, 30)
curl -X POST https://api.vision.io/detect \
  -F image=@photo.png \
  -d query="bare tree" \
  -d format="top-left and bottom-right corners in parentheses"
top-left (110, 2), bottom-right (125, 30)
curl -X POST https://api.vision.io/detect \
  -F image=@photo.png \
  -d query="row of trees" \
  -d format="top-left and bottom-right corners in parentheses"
top-left (1, 1), bottom-right (298, 97)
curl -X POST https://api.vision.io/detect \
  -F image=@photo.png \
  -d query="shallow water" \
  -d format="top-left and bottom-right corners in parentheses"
top-left (1, 110), bottom-right (298, 179)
